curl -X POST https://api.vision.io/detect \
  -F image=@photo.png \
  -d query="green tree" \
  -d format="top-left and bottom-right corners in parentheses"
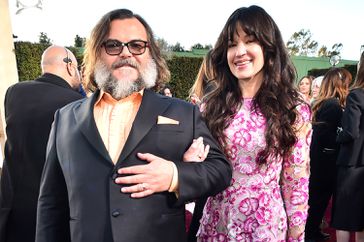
top-left (156, 37), bottom-right (172, 59)
top-left (204, 44), bottom-right (213, 50)
top-left (14, 41), bottom-right (49, 81)
top-left (317, 43), bottom-right (343, 57)
top-left (156, 38), bottom-right (169, 52)
top-left (170, 42), bottom-right (184, 52)
top-left (318, 45), bottom-right (328, 57)
top-left (286, 29), bottom-right (318, 56)
top-left (74, 35), bottom-right (86, 48)
top-left (38, 32), bottom-right (52, 45)
top-left (192, 43), bottom-right (204, 49)
top-left (328, 43), bottom-right (343, 57)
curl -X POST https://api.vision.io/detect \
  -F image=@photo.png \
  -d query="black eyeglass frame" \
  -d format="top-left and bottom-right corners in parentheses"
top-left (102, 39), bottom-right (149, 56)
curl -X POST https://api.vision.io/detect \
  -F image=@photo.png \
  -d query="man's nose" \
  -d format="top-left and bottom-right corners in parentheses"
top-left (119, 45), bottom-right (132, 57)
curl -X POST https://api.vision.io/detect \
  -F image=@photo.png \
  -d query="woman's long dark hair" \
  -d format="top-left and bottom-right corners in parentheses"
top-left (351, 51), bottom-right (364, 89)
top-left (203, 5), bottom-right (301, 163)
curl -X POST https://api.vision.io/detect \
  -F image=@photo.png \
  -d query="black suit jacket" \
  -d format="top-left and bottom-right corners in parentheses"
top-left (0, 73), bottom-right (84, 242)
top-left (310, 98), bottom-right (342, 182)
top-left (36, 89), bottom-right (232, 242)
top-left (337, 88), bottom-right (364, 166)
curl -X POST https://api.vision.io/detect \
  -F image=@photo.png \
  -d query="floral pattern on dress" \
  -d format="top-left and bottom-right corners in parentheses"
top-left (198, 99), bottom-right (311, 242)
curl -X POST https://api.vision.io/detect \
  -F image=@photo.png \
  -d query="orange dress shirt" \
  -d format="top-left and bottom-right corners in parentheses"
top-left (93, 90), bottom-right (178, 192)
top-left (94, 91), bottom-right (142, 164)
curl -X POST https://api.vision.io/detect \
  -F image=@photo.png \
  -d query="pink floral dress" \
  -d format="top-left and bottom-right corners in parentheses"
top-left (197, 99), bottom-right (311, 242)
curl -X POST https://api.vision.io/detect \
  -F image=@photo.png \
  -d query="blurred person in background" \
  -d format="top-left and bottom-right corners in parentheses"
top-left (332, 51), bottom-right (364, 242)
top-left (0, 45), bottom-right (84, 242)
top-left (298, 75), bottom-right (314, 104)
top-left (305, 68), bottom-right (351, 242)
top-left (311, 76), bottom-right (324, 104)
top-left (160, 85), bottom-right (173, 97)
top-left (187, 49), bottom-right (216, 241)
top-left (189, 50), bottom-right (215, 106)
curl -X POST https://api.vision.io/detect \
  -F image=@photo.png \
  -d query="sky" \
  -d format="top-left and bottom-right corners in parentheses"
top-left (8, 0), bottom-right (364, 61)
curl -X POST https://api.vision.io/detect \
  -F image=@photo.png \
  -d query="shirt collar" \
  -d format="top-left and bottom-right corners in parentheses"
top-left (95, 89), bottom-right (144, 106)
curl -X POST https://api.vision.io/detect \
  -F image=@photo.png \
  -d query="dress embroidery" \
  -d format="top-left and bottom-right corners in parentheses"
top-left (198, 99), bottom-right (311, 242)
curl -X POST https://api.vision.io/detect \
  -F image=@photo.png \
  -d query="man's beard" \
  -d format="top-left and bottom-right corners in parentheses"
top-left (94, 58), bottom-right (157, 100)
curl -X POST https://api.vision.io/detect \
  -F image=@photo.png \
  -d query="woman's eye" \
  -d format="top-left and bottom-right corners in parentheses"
top-left (246, 39), bottom-right (255, 44)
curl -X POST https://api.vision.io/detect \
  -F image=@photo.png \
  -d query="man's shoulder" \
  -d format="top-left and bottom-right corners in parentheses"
top-left (319, 97), bottom-right (339, 106)
top-left (152, 91), bottom-right (193, 108)
top-left (350, 88), bottom-right (364, 97)
top-left (7, 76), bottom-right (62, 92)
top-left (169, 97), bottom-right (192, 107)
top-left (5, 80), bottom-right (41, 97)
top-left (8, 79), bottom-right (37, 89)
top-left (58, 98), bottom-right (86, 112)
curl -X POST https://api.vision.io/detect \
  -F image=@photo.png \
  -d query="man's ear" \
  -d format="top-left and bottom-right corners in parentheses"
top-left (65, 62), bottom-right (72, 76)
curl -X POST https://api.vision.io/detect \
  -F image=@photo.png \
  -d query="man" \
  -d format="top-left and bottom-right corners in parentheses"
top-left (0, 45), bottom-right (84, 242)
top-left (36, 9), bottom-right (231, 242)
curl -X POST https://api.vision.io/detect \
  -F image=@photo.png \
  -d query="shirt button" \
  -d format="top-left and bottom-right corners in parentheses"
top-left (112, 210), bottom-right (120, 217)
top-left (112, 173), bottom-right (118, 180)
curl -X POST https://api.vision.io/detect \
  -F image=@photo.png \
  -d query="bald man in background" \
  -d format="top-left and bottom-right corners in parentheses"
top-left (0, 45), bottom-right (84, 242)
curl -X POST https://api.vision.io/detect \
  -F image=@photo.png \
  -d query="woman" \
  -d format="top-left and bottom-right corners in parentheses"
top-left (160, 85), bottom-right (173, 97)
top-left (189, 49), bottom-right (215, 106)
top-left (298, 75), bottom-right (314, 103)
top-left (187, 49), bottom-right (216, 241)
top-left (305, 68), bottom-right (351, 241)
top-left (332, 52), bottom-right (364, 242)
top-left (196, 5), bottom-right (311, 241)
top-left (310, 75), bottom-right (324, 104)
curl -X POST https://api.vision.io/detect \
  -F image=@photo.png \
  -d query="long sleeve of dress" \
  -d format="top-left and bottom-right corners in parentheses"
top-left (280, 103), bottom-right (312, 241)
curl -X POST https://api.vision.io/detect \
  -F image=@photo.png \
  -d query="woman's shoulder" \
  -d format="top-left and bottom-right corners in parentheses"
top-left (321, 97), bottom-right (340, 107)
top-left (347, 88), bottom-right (364, 106)
top-left (350, 88), bottom-right (364, 96)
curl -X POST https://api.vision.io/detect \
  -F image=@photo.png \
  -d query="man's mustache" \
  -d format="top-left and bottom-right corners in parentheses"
top-left (111, 59), bottom-right (139, 69)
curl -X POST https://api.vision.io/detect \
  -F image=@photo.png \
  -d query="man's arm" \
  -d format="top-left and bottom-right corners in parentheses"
top-left (115, 106), bottom-right (232, 204)
top-left (173, 106), bottom-right (232, 204)
top-left (116, 136), bottom-right (209, 198)
top-left (36, 113), bottom-right (70, 242)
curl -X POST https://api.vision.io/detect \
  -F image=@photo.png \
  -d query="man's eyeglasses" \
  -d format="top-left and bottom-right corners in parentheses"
top-left (102, 39), bottom-right (149, 56)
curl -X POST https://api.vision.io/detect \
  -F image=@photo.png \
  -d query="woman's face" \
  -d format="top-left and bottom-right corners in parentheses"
top-left (311, 83), bottom-right (320, 99)
top-left (227, 27), bottom-right (264, 83)
top-left (299, 78), bottom-right (311, 95)
top-left (163, 88), bottom-right (172, 97)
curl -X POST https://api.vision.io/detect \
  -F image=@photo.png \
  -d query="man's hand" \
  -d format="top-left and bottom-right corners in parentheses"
top-left (115, 153), bottom-right (174, 198)
top-left (183, 137), bottom-right (210, 162)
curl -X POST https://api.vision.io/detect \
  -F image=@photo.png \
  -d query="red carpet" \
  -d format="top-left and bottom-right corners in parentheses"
top-left (185, 210), bottom-right (192, 233)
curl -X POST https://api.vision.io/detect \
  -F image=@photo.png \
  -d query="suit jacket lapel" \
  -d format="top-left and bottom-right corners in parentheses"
top-left (74, 90), bottom-right (112, 164)
top-left (117, 89), bottom-right (171, 163)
